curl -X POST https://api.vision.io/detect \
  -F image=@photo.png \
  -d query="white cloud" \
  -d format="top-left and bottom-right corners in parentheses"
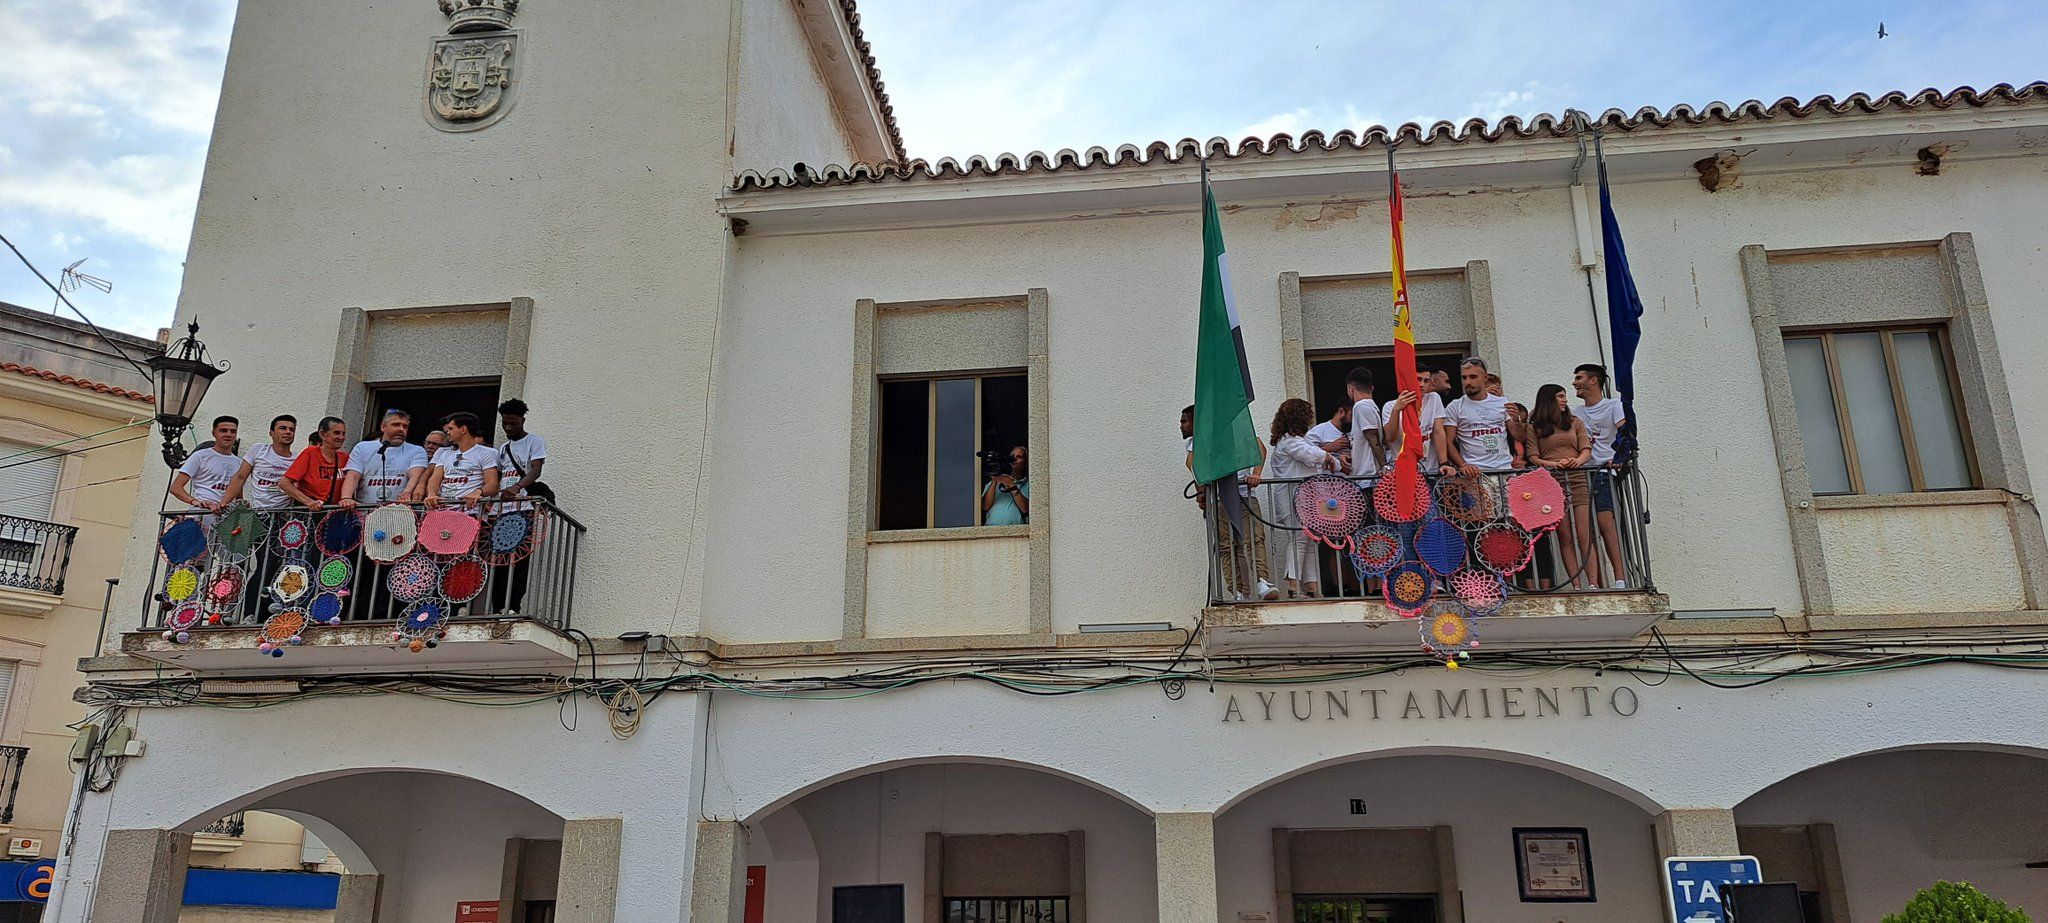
top-left (1231, 105), bottom-right (1385, 143)
top-left (0, 153), bottom-right (202, 253)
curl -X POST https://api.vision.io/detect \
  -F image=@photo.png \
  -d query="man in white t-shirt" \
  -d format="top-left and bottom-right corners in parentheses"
top-left (1441, 358), bottom-right (1520, 476)
top-left (427, 411), bottom-right (501, 510)
top-left (1381, 370), bottom-right (1446, 470)
top-left (1343, 367), bottom-right (1384, 477)
top-left (339, 410), bottom-right (430, 509)
top-left (495, 399), bottom-right (549, 510)
top-left (1572, 363), bottom-right (1630, 588)
top-left (224, 415), bottom-right (298, 509)
top-left (170, 416), bottom-right (244, 511)
top-left (1306, 402), bottom-right (1350, 470)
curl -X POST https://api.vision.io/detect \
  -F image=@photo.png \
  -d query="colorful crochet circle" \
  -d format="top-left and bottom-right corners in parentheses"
top-left (439, 556), bottom-right (487, 604)
top-left (419, 509), bottom-right (482, 555)
top-left (214, 501), bottom-right (267, 556)
top-left (316, 511), bottom-right (364, 555)
top-left (259, 609), bottom-right (307, 645)
top-left (387, 553), bottom-right (439, 603)
top-left (487, 511), bottom-right (538, 564)
top-left (158, 519), bottom-right (206, 565)
top-left (1382, 562), bottom-right (1436, 615)
top-left (165, 603), bottom-right (202, 631)
top-left (1447, 567), bottom-right (1507, 615)
top-left (163, 565), bottom-right (200, 603)
top-left (308, 591), bottom-right (345, 625)
top-left (1348, 525), bottom-right (1404, 578)
top-left (1415, 515), bottom-right (1468, 577)
top-left (1420, 607), bottom-right (1480, 658)
top-left (1294, 474), bottom-right (1368, 548)
top-left (200, 561), bottom-right (247, 615)
top-left (1507, 469), bottom-right (1567, 533)
top-left (1435, 476), bottom-right (1499, 529)
top-left (269, 562), bottom-right (312, 603)
top-left (1373, 472), bottom-right (1433, 523)
top-left (275, 516), bottom-right (310, 551)
top-left (397, 599), bottom-right (450, 639)
top-left (1475, 523), bottom-right (1535, 575)
top-left (363, 504), bottom-right (417, 564)
top-left (317, 556), bottom-right (351, 590)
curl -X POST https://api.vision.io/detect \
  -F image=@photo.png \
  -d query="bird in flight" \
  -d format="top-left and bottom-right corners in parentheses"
top-left (1877, 22), bottom-right (1887, 38)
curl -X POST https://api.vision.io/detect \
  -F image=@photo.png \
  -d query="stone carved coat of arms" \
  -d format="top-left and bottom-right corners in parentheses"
top-left (426, 31), bottom-right (519, 131)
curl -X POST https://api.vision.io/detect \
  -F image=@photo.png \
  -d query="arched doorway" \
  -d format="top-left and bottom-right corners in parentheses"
top-left (1217, 751), bottom-right (1663, 922)
top-left (1734, 746), bottom-right (2048, 922)
top-left (745, 760), bottom-right (1155, 922)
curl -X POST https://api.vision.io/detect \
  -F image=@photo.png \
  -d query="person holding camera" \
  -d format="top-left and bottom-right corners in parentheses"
top-left (981, 445), bottom-right (1030, 525)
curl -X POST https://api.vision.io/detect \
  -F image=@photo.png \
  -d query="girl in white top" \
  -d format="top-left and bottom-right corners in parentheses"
top-left (1262, 398), bottom-right (1341, 598)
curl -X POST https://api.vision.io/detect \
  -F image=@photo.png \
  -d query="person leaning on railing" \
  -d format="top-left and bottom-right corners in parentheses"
top-left (221, 415), bottom-right (301, 621)
top-left (424, 412), bottom-right (500, 512)
top-left (1438, 358), bottom-right (1523, 479)
top-left (1182, 405), bottom-right (1276, 602)
top-left (1526, 383), bottom-right (1595, 590)
top-left (169, 416), bottom-right (243, 512)
top-left (278, 417), bottom-right (351, 510)
top-left (338, 409), bottom-right (430, 511)
top-left (1265, 398), bottom-right (1343, 600)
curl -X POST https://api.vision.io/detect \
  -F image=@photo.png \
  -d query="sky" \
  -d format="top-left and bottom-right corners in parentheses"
top-left (2, 0), bottom-right (2043, 338)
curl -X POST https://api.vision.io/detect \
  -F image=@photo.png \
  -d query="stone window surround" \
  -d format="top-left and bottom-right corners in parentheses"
top-left (1741, 234), bottom-right (2048, 614)
top-left (324, 299), bottom-right (535, 436)
top-left (0, 413), bottom-right (92, 619)
top-left (844, 290), bottom-right (1051, 639)
top-left (1276, 261), bottom-right (1499, 404)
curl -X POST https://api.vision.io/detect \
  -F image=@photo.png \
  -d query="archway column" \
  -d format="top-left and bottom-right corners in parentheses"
top-left (1654, 807), bottom-right (1741, 857)
top-left (690, 820), bottom-right (749, 923)
top-left (1155, 812), bottom-right (1218, 923)
top-left (333, 874), bottom-right (383, 923)
top-left (558, 817), bottom-right (623, 922)
top-left (85, 829), bottom-right (190, 923)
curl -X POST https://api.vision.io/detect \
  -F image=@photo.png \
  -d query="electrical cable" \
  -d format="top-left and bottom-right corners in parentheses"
top-left (0, 421), bottom-right (149, 465)
top-left (0, 232), bottom-right (155, 379)
top-left (0, 433), bottom-right (147, 472)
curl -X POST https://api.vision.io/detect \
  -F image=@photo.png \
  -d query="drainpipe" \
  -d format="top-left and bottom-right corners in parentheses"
top-left (92, 578), bottom-right (116, 659)
top-left (1566, 110), bottom-right (1611, 373)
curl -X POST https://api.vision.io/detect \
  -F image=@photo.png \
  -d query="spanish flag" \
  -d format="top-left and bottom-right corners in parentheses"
top-left (1387, 148), bottom-right (1424, 516)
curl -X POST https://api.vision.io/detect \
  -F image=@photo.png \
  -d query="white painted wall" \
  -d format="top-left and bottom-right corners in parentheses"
top-left (1816, 504), bottom-right (2025, 613)
top-left (1737, 748), bottom-right (2048, 920)
top-left (753, 763), bottom-right (1158, 922)
top-left (1217, 754), bottom-right (1661, 923)
top-left (708, 153), bottom-right (2048, 642)
top-left (866, 537), bottom-right (1031, 637)
top-left (735, 0), bottom-right (857, 173)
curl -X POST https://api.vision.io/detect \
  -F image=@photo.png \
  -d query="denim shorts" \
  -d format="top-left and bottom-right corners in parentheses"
top-left (1588, 469), bottom-right (1616, 513)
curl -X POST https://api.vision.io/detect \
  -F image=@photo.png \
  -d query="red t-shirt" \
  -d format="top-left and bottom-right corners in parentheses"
top-left (284, 447), bottom-right (350, 505)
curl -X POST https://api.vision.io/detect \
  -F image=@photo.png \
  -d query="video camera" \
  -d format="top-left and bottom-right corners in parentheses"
top-left (976, 449), bottom-right (1009, 478)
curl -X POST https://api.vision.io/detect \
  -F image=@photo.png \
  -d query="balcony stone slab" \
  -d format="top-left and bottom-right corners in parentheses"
top-left (0, 587), bottom-right (62, 618)
top-left (1201, 592), bottom-right (1670, 654)
top-left (120, 618), bottom-right (578, 676)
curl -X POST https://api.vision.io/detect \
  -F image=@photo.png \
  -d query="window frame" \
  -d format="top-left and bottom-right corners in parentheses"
top-left (941, 895), bottom-right (1071, 923)
top-left (1780, 322), bottom-right (1978, 495)
top-left (875, 367), bottom-right (1028, 531)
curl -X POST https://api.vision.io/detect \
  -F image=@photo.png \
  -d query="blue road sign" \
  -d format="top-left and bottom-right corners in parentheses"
top-left (1662, 855), bottom-right (1764, 923)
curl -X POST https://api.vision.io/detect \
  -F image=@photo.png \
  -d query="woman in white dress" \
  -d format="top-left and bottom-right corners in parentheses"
top-left (1264, 398), bottom-right (1342, 599)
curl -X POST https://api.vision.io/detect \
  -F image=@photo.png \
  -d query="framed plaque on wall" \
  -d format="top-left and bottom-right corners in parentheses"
top-left (1513, 827), bottom-right (1596, 902)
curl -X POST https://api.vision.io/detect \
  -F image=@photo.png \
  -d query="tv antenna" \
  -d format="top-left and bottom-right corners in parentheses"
top-left (53, 259), bottom-right (113, 313)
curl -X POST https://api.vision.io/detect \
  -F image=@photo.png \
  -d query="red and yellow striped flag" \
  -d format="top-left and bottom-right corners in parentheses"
top-left (1388, 152), bottom-right (1423, 517)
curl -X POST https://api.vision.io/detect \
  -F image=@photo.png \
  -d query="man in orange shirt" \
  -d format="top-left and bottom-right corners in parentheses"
top-left (280, 417), bottom-right (351, 509)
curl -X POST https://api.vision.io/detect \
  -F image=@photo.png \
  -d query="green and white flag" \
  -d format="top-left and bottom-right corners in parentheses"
top-left (1192, 160), bottom-right (1262, 485)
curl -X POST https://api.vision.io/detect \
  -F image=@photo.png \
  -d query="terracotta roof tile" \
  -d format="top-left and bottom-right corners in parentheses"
top-left (1, 362), bottom-right (154, 404)
top-left (731, 82), bottom-right (2048, 192)
top-left (838, 1), bottom-right (904, 160)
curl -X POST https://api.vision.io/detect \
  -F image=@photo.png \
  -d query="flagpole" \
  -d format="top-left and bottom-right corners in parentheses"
top-left (1384, 136), bottom-right (1424, 519)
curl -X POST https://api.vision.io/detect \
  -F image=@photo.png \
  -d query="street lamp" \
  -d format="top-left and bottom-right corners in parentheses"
top-left (147, 321), bottom-right (228, 469)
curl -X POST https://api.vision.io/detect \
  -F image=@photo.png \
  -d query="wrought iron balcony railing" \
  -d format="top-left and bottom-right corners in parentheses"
top-left (0, 746), bottom-right (23, 826)
top-left (196, 811), bottom-right (246, 838)
top-left (141, 499), bottom-right (584, 649)
top-left (1200, 463), bottom-right (1652, 608)
top-left (0, 514), bottom-right (77, 596)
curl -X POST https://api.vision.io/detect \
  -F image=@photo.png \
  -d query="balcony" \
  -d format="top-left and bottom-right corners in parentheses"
top-left (191, 811), bottom-right (248, 853)
top-left (124, 499), bottom-right (585, 674)
top-left (1200, 464), bottom-right (1667, 652)
top-left (0, 514), bottom-right (78, 616)
top-left (0, 746), bottom-right (23, 826)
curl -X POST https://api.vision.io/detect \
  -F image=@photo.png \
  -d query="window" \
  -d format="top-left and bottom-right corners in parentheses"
top-left (1292, 895), bottom-right (1438, 923)
top-left (1782, 326), bottom-right (1975, 495)
top-left (877, 373), bottom-right (1027, 530)
top-left (0, 442), bottom-right (59, 522)
top-left (944, 897), bottom-right (1070, 923)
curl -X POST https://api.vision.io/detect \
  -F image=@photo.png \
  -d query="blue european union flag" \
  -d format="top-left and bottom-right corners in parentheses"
top-left (1597, 158), bottom-right (1643, 462)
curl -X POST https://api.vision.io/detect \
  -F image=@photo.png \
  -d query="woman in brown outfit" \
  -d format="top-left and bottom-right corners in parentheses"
top-left (1525, 384), bottom-right (1594, 590)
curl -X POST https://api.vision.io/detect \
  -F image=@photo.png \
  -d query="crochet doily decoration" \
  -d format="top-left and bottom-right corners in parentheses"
top-left (486, 510), bottom-right (540, 565)
top-left (162, 603), bottom-right (202, 642)
top-left (1447, 567), bottom-right (1508, 616)
top-left (214, 501), bottom-right (267, 557)
top-left (162, 564), bottom-right (201, 603)
top-left (316, 510), bottom-right (364, 555)
top-left (1382, 561), bottom-right (1436, 615)
top-left (1436, 475), bottom-right (1499, 529)
top-left (308, 591), bottom-right (346, 626)
top-left (393, 599), bottom-right (451, 653)
top-left (1507, 469), bottom-right (1567, 533)
top-left (269, 562), bottom-right (312, 604)
top-left (275, 516), bottom-right (310, 552)
top-left (1373, 471), bottom-right (1433, 522)
top-left (1294, 474), bottom-right (1369, 548)
top-left (364, 504), bottom-right (417, 564)
top-left (199, 560), bottom-right (246, 618)
top-left (386, 552), bottom-right (439, 604)
top-left (439, 555), bottom-right (488, 604)
top-left (1475, 523), bottom-right (1535, 575)
top-left (158, 519), bottom-right (206, 565)
top-left (256, 609), bottom-right (308, 658)
top-left (1415, 515), bottom-right (1468, 577)
top-left (1420, 606), bottom-right (1480, 665)
top-left (317, 556), bottom-right (352, 591)
top-left (1348, 525), bottom-right (1404, 578)
top-left (419, 509), bottom-right (482, 555)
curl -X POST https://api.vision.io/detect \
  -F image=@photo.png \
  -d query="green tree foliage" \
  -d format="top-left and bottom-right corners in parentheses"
top-left (1884, 881), bottom-right (2029, 923)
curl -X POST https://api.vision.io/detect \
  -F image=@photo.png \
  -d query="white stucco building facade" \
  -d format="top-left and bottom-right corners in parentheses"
top-left (50, 1), bottom-right (2048, 921)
